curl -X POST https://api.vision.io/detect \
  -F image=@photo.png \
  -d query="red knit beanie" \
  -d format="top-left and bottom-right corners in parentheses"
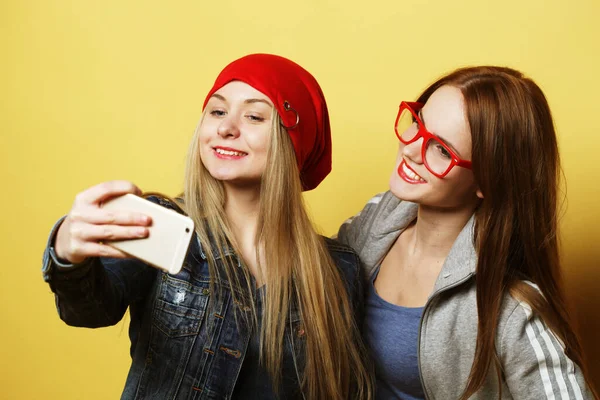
top-left (203, 53), bottom-right (331, 191)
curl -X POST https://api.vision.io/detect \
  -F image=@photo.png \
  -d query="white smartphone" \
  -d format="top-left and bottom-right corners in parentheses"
top-left (101, 194), bottom-right (195, 275)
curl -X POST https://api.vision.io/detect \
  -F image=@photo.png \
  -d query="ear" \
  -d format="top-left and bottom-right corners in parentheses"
top-left (476, 189), bottom-right (484, 199)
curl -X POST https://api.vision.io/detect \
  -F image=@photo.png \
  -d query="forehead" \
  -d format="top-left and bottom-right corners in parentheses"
top-left (211, 81), bottom-right (273, 105)
top-left (422, 85), bottom-right (471, 155)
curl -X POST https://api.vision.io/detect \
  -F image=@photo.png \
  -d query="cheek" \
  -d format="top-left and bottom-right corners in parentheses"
top-left (439, 170), bottom-right (477, 198)
top-left (196, 129), bottom-right (213, 163)
top-left (394, 144), bottom-right (404, 166)
top-left (453, 168), bottom-right (476, 186)
top-left (196, 125), bottom-right (211, 145)
top-left (246, 130), bottom-right (271, 154)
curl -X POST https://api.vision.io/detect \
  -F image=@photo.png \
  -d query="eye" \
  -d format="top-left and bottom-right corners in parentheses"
top-left (246, 114), bottom-right (265, 122)
top-left (435, 144), bottom-right (452, 159)
top-left (209, 109), bottom-right (226, 117)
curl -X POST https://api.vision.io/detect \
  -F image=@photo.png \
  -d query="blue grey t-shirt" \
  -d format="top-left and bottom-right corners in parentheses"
top-left (364, 266), bottom-right (425, 399)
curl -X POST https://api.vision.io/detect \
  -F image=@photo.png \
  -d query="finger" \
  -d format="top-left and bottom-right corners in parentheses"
top-left (73, 224), bottom-right (150, 242)
top-left (70, 208), bottom-right (151, 226)
top-left (75, 242), bottom-right (132, 259)
top-left (75, 181), bottom-right (142, 206)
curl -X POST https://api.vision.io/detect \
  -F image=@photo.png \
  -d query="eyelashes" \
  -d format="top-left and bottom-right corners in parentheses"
top-left (246, 115), bottom-right (265, 122)
top-left (208, 109), bottom-right (266, 123)
top-left (210, 109), bottom-right (226, 117)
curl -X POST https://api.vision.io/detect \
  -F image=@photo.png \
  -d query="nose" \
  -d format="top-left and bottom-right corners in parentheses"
top-left (217, 115), bottom-right (240, 139)
top-left (401, 137), bottom-right (424, 164)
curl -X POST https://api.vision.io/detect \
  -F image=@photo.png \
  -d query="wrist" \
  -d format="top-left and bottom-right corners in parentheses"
top-left (53, 219), bottom-right (87, 265)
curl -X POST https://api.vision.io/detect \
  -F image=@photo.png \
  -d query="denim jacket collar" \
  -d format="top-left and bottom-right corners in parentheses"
top-left (188, 217), bottom-right (238, 264)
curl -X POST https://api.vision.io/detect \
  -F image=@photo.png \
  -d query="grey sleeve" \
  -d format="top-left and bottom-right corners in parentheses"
top-left (500, 302), bottom-right (594, 399)
top-left (335, 192), bottom-right (387, 252)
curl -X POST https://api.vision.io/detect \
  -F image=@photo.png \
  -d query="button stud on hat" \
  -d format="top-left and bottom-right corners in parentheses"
top-left (281, 101), bottom-right (299, 130)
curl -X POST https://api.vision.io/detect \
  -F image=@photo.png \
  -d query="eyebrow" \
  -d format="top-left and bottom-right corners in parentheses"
top-left (419, 110), bottom-right (464, 157)
top-left (210, 93), bottom-right (272, 107)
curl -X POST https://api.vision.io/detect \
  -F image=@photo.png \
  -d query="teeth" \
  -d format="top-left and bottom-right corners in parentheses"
top-left (215, 148), bottom-right (245, 156)
top-left (402, 163), bottom-right (425, 182)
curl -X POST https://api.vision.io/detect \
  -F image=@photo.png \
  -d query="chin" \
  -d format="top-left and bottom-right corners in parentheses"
top-left (389, 173), bottom-right (425, 202)
top-left (201, 165), bottom-right (229, 180)
top-left (207, 170), bottom-right (262, 187)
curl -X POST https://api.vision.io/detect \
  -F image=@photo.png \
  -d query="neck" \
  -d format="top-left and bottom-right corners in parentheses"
top-left (407, 203), bottom-right (477, 260)
top-left (223, 182), bottom-right (265, 283)
top-left (223, 183), bottom-right (261, 241)
top-left (225, 184), bottom-right (260, 249)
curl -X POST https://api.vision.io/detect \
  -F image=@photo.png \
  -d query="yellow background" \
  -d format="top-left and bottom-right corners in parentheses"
top-left (2, 0), bottom-right (599, 398)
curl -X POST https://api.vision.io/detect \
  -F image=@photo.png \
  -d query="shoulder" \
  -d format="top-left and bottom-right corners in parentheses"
top-left (497, 281), bottom-right (547, 340)
top-left (497, 281), bottom-right (545, 349)
top-left (323, 236), bottom-right (357, 256)
top-left (496, 283), bottom-right (592, 398)
top-left (145, 194), bottom-right (186, 214)
top-left (337, 191), bottom-right (417, 280)
top-left (337, 192), bottom-right (396, 235)
top-left (323, 236), bottom-right (361, 270)
top-left (322, 236), bottom-right (362, 284)
top-left (336, 191), bottom-right (398, 251)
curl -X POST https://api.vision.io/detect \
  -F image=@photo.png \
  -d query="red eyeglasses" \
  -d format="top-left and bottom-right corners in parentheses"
top-left (395, 101), bottom-right (472, 178)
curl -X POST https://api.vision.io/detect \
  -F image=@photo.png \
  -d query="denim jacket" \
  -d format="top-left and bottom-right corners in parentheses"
top-left (42, 198), bottom-right (364, 400)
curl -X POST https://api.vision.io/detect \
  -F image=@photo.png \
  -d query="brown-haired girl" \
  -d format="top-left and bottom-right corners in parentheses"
top-left (339, 66), bottom-right (597, 399)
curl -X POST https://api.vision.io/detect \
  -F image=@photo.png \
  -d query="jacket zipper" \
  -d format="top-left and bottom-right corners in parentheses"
top-left (417, 272), bottom-right (475, 400)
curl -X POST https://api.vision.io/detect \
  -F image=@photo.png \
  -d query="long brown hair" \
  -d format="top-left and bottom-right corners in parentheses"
top-left (417, 66), bottom-right (597, 399)
top-left (183, 113), bottom-right (373, 399)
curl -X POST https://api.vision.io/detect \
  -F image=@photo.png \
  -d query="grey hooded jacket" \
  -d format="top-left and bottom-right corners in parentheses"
top-left (337, 191), bottom-right (594, 399)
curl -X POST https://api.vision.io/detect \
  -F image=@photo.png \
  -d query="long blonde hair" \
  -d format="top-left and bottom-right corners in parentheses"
top-left (183, 113), bottom-right (373, 399)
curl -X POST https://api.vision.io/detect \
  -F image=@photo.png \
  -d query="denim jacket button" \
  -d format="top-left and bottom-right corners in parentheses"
top-left (202, 288), bottom-right (210, 295)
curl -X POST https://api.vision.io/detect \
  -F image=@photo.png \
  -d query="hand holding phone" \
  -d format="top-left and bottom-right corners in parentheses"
top-left (54, 181), bottom-right (194, 275)
top-left (54, 181), bottom-right (152, 264)
top-left (101, 194), bottom-right (195, 275)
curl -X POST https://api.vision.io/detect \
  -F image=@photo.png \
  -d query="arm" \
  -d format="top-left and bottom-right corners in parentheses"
top-left (335, 192), bottom-right (387, 252)
top-left (500, 301), bottom-right (594, 399)
top-left (43, 218), bottom-right (157, 328)
top-left (41, 181), bottom-right (156, 327)
top-left (336, 191), bottom-right (409, 284)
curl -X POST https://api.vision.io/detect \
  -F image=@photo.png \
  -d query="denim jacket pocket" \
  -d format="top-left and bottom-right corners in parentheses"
top-left (153, 272), bottom-right (210, 338)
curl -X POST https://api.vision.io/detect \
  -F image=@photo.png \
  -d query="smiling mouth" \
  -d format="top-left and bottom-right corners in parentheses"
top-left (213, 147), bottom-right (248, 158)
top-left (398, 160), bottom-right (426, 183)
